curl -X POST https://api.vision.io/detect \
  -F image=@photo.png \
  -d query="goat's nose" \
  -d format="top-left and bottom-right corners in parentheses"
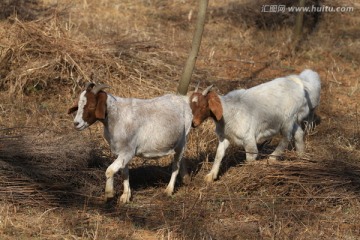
top-left (74, 121), bottom-right (79, 127)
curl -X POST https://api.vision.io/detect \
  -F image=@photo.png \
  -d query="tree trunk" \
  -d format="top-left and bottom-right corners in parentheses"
top-left (177, 0), bottom-right (208, 95)
top-left (293, 0), bottom-right (306, 52)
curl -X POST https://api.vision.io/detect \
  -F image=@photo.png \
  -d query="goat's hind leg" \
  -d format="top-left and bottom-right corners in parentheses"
top-left (270, 126), bottom-right (292, 159)
top-left (293, 124), bottom-right (305, 156)
top-left (119, 165), bottom-right (131, 204)
top-left (165, 146), bottom-right (184, 196)
top-left (180, 157), bottom-right (191, 185)
top-left (269, 137), bottom-right (289, 160)
top-left (244, 138), bottom-right (258, 161)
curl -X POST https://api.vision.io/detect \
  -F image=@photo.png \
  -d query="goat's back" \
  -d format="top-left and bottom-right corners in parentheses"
top-left (227, 77), bottom-right (306, 118)
top-left (109, 94), bottom-right (192, 158)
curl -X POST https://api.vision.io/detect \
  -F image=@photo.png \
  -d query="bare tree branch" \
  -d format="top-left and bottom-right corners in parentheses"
top-left (177, 0), bottom-right (208, 95)
top-left (293, 0), bottom-right (306, 52)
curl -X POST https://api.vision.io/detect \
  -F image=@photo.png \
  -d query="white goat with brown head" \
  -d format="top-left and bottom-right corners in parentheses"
top-left (68, 83), bottom-right (192, 204)
top-left (190, 75), bottom-right (309, 182)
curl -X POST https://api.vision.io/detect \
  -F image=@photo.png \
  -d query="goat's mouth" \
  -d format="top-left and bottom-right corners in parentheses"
top-left (75, 123), bottom-right (88, 131)
top-left (191, 121), bottom-right (199, 128)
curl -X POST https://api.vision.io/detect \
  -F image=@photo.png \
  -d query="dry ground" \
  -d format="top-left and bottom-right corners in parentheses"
top-left (0, 0), bottom-right (359, 239)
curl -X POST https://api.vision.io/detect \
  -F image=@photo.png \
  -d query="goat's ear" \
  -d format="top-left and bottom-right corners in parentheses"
top-left (95, 92), bottom-right (107, 119)
top-left (208, 91), bottom-right (223, 121)
top-left (68, 105), bottom-right (78, 114)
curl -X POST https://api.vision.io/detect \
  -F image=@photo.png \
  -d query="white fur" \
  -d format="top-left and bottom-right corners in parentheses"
top-left (192, 95), bottom-right (198, 103)
top-left (72, 91), bottom-right (192, 203)
top-left (73, 91), bottom-right (89, 130)
top-left (298, 69), bottom-right (321, 127)
top-left (204, 74), bottom-right (311, 182)
top-left (288, 75), bottom-right (304, 87)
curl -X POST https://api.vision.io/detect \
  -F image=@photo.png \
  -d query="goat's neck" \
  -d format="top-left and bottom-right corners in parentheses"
top-left (101, 93), bottom-right (120, 129)
top-left (219, 95), bottom-right (237, 123)
top-left (99, 94), bottom-right (122, 144)
top-left (209, 95), bottom-right (226, 132)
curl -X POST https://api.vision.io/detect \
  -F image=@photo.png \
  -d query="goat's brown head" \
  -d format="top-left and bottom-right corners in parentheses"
top-left (68, 83), bottom-right (109, 131)
top-left (190, 85), bottom-right (223, 128)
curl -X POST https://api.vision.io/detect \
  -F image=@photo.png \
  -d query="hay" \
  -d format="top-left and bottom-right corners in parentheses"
top-left (0, 0), bottom-right (359, 239)
top-left (0, 13), bottom-right (202, 101)
top-left (0, 127), bottom-right (108, 206)
top-left (0, 18), bottom-right (140, 96)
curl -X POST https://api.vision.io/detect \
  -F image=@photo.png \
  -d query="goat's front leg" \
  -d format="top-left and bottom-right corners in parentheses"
top-left (105, 153), bottom-right (132, 203)
top-left (205, 138), bottom-right (230, 183)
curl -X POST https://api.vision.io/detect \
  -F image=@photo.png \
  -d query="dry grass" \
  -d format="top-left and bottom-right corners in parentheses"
top-left (0, 0), bottom-right (359, 239)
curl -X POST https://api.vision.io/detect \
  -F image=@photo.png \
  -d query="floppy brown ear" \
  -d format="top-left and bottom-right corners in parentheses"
top-left (68, 105), bottom-right (78, 114)
top-left (95, 92), bottom-right (107, 119)
top-left (207, 91), bottom-right (223, 121)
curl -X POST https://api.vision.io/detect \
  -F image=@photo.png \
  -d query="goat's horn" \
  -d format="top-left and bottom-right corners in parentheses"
top-left (85, 82), bottom-right (95, 91)
top-left (91, 84), bottom-right (110, 94)
top-left (194, 82), bottom-right (200, 92)
top-left (202, 85), bottom-right (213, 96)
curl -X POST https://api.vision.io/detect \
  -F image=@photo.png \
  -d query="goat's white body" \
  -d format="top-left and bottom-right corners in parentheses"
top-left (104, 94), bottom-right (191, 158)
top-left (99, 93), bottom-right (192, 203)
top-left (206, 76), bottom-right (309, 182)
top-left (219, 77), bottom-right (308, 143)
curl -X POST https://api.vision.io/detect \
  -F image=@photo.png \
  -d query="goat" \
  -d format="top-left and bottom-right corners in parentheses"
top-left (298, 69), bottom-right (321, 130)
top-left (68, 83), bottom-right (192, 203)
top-left (190, 75), bottom-right (309, 182)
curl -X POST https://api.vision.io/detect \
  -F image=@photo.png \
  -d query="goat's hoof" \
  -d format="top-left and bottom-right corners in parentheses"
top-left (103, 196), bottom-right (116, 206)
top-left (119, 193), bottom-right (131, 204)
top-left (182, 174), bottom-right (191, 185)
top-left (266, 157), bottom-right (278, 165)
top-left (204, 173), bottom-right (215, 183)
top-left (268, 156), bottom-right (277, 160)
top-left (164, 189), bottom-right (173, 197)
top-left (164, 185), bottom-right (174, 197)
top-left (104, 192), bottom-right (115, 202)
top-left (244, 159), bottom-right (257, 165)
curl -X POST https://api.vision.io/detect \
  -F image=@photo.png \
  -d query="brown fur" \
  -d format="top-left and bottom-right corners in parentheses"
top-left (82, 91), bottom-right (98, 125)
top-left (67, 105), bottom-right (78, 114)
top-left (207, 91), bottom-right (223, 121)
top-left (190, 91), bottom-right (223, 127)
top-left (67, 89), bottom-right (107, 125)
top-left (95, 92), bottom-right (107, 120)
